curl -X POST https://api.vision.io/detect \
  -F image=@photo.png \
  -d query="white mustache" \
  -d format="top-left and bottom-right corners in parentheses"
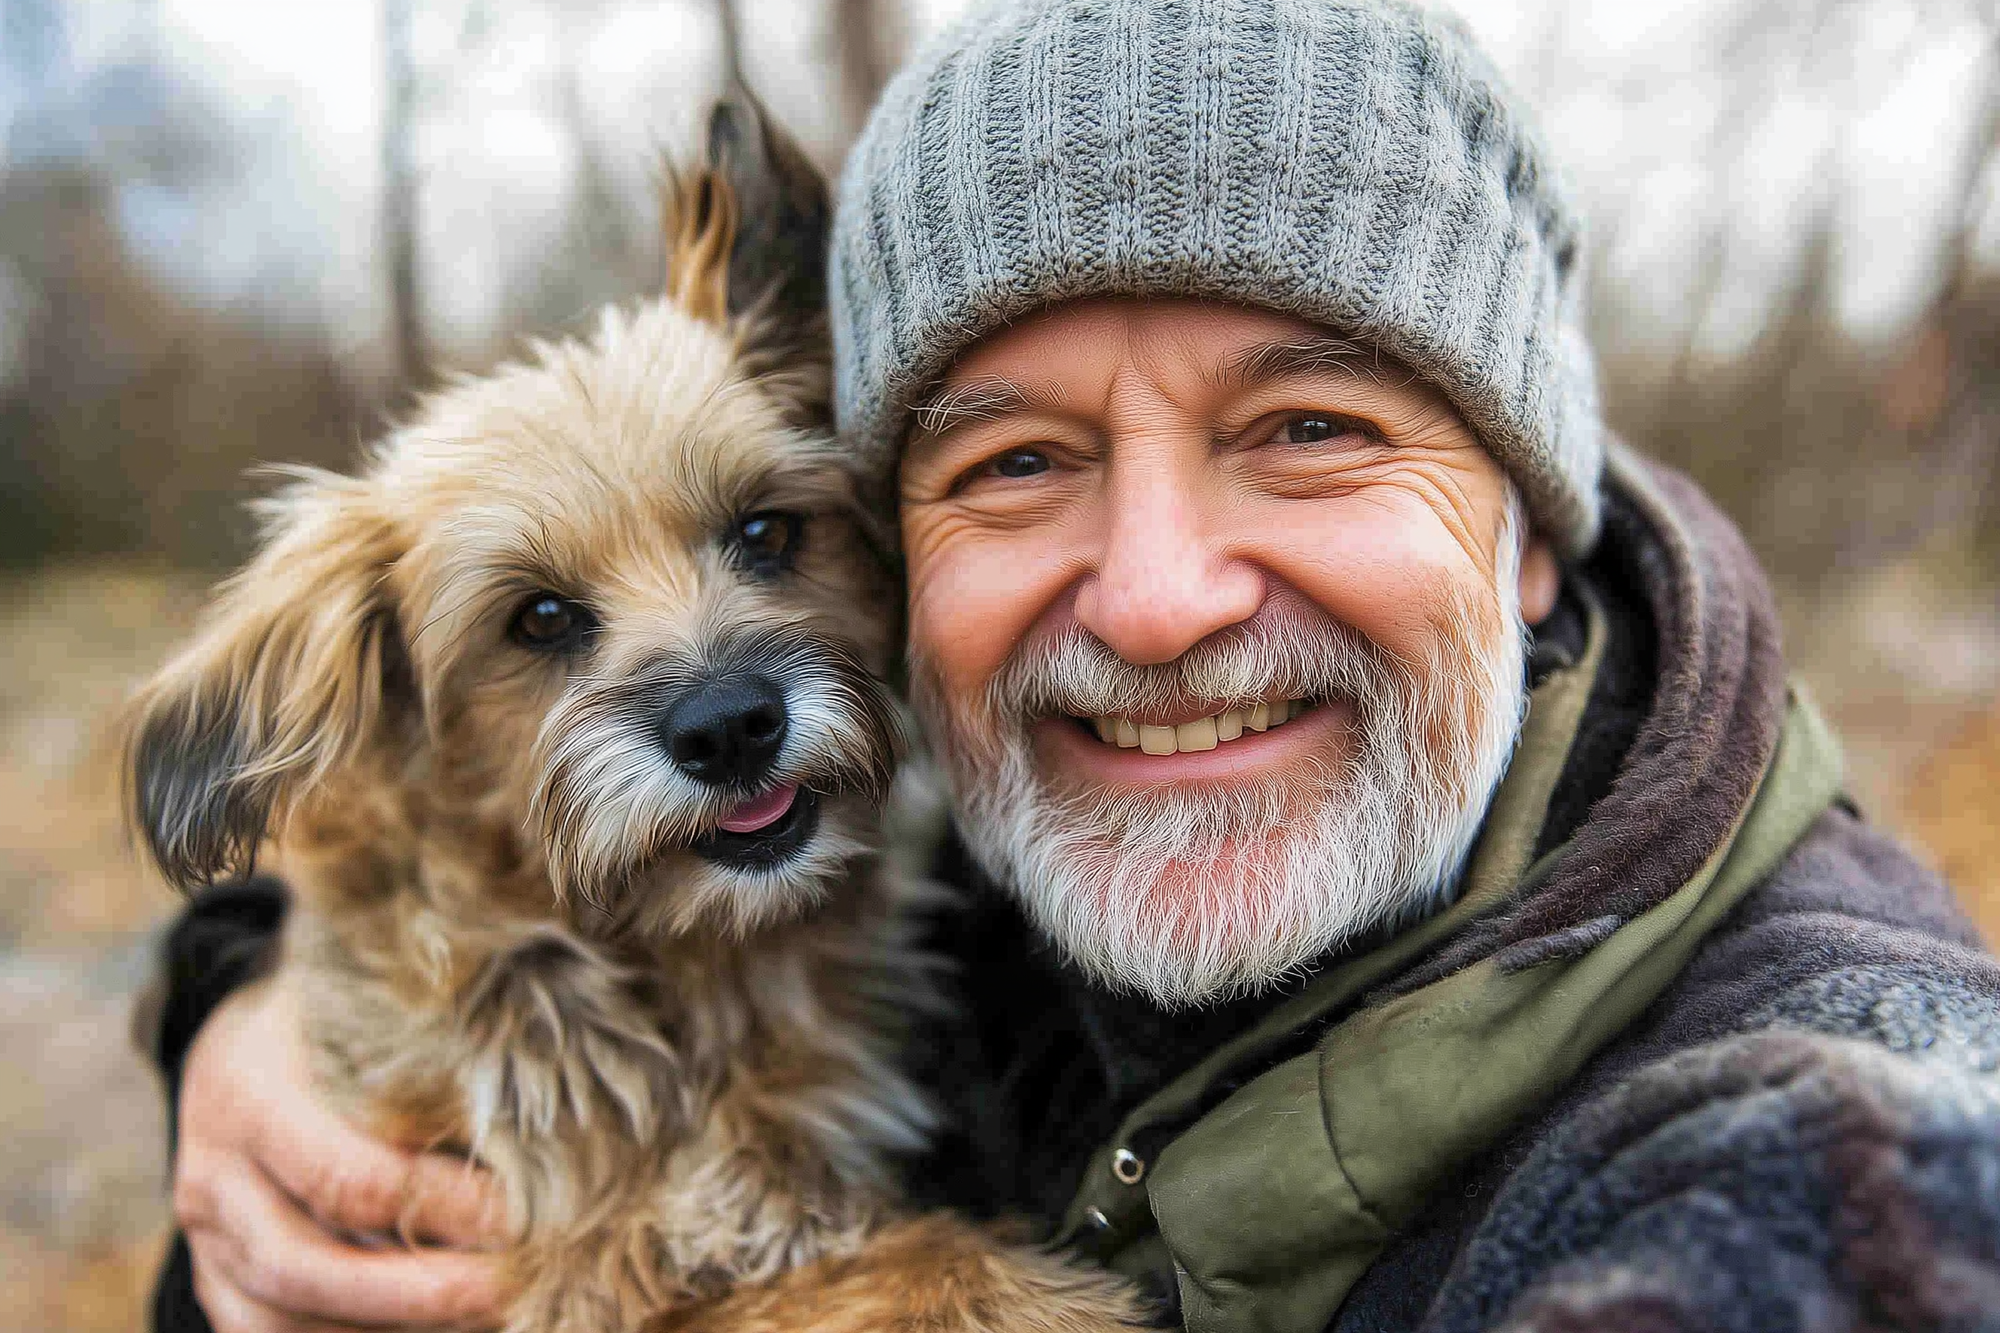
top-left (982, 594), bottom-right (1414, 728)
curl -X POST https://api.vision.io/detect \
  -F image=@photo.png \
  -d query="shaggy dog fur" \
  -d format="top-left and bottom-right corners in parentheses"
top-left (124, 91), bottom-right (1144, 1333)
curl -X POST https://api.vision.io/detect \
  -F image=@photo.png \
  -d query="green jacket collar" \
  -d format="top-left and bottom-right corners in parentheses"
top-left (1058, 587), bottom-right (1844, 1333)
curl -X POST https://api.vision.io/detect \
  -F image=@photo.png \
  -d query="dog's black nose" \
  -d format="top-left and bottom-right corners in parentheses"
top-left (662, 677), bottom-right (789, 786)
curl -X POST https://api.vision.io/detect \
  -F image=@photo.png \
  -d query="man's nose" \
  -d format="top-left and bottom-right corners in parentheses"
top-left (1072, 466), bottom-right (1264, 665)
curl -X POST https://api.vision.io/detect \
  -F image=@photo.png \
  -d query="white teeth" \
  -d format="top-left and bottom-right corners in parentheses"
top-left (1088, 701), bottom-right (1309, 753)
top-left (1176, 716), bottom-right (1218, 752)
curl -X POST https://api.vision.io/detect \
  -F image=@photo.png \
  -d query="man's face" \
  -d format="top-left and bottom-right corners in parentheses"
top-left (899, 300), bottom-right (1560, 1006)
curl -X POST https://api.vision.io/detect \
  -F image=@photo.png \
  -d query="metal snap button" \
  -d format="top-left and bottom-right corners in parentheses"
top-left (1084, 1205), bottom-right (1112, 1230)
top-left (1111, 1147), bottom-right (1145, 1184)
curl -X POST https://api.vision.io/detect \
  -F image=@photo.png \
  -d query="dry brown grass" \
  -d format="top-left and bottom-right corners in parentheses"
top-left (1904, 698), bottom-right (2000, 940)
top-left (0, 564), bottom-right (206, 1333)
top-left (0, 1229), bottom-right (169, 1333)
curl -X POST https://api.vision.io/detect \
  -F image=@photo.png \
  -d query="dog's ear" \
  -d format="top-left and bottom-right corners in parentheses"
top-left (663, 82), bottom-right (831, 338)
top-left (708, 84), bottom-right (831, 331)
top-left (124, 470), bottom-right (412, 890)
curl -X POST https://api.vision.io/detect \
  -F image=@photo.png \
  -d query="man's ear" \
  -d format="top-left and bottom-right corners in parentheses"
top-left (662, 81), bottom-right (832, 372)
top-left (1519, 533), bottom-right (1561, 625)
top-left (124, 469), bottom-right (412, 890)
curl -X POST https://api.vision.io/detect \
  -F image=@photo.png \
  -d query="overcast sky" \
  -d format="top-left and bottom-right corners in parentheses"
top-left (5, 0), bottom-right (1995, 377)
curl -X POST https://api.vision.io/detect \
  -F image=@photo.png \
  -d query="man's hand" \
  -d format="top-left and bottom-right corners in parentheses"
top-left (174, 980), bottom-right (510, 1331)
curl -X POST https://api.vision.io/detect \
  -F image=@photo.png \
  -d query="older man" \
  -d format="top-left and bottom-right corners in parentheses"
top-left (147, 2), bottom-right (2000, 1331)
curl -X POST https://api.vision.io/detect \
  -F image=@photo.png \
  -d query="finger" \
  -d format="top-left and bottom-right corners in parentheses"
top-left (396, 1150), bottom-right (512, 1249)
top-left (189, 1240), bottom-right (366, 1333)
top-left (253, 1089), bottom-right (509, 1248)
top-left (202, 979), bottom-right (509, 1248)
top-left (191, 1263), bottom-right (285, 1333)
top-left (205, 1156), bottom-right (508, 1328)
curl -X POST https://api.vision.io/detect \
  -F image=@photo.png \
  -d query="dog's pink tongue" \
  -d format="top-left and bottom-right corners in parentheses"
top-left (717, 783), bottom-right (799, 834)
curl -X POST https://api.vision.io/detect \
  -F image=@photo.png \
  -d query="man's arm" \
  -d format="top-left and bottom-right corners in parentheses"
top-left (1426, 1016), bottom-right (2000, 1330)
top-left (139, 882), bottom-right (509, 1333)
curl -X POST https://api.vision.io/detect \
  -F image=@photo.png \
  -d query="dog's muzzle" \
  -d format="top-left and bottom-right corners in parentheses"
top-left (533, 629), bottom-right (902, 898)
top-left (657, 676), bottom-right (817, 870)
top-left (659, 675), bottom-right (789, 788)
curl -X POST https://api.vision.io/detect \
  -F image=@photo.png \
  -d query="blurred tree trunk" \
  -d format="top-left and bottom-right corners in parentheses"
top-left (720, 0), bottom-right (744, 84)
top-left (382, 0), bottom-right (425, 388)
top-left (1921, 27), bottom-right (2000, 545)
top-left (832, 0), bottom-right (896, 134)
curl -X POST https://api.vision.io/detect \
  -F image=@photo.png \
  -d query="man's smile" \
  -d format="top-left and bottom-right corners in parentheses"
top-left (1081, 697), bottom-right (1312, 754)
top-left (1032, 697), bottom-right (1356, 786)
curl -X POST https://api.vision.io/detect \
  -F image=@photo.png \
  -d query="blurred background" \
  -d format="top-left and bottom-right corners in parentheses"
top-left (3, 0), bottom-right (1998, 1326)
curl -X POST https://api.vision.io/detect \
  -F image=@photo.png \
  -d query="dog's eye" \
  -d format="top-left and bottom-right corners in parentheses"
top-left (729, 510), bottom-right (803, 577)
top-left (509, 593), bottom-right (595, 650)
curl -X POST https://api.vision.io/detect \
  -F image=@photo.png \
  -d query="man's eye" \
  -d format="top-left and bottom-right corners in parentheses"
top-left (989, 449), bottom-right (1051, 479)
top-left (509, 593), bottom-right (596, 650)
top-left (1279, 415), bottom-right (1348, 445)
top-left (730, 510), bottom-right (804, 577)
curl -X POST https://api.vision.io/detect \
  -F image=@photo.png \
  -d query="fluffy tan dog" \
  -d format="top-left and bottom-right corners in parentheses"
top-left (125, 91), bottom-right (1142, 1333)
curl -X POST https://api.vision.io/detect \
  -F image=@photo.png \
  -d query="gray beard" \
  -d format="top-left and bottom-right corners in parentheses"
top-left (911, 502), bottom-right (1530, 1009)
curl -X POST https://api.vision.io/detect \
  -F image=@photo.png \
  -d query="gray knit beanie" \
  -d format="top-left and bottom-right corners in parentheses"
top-left (829, 0), bottom-right (1605, 554)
